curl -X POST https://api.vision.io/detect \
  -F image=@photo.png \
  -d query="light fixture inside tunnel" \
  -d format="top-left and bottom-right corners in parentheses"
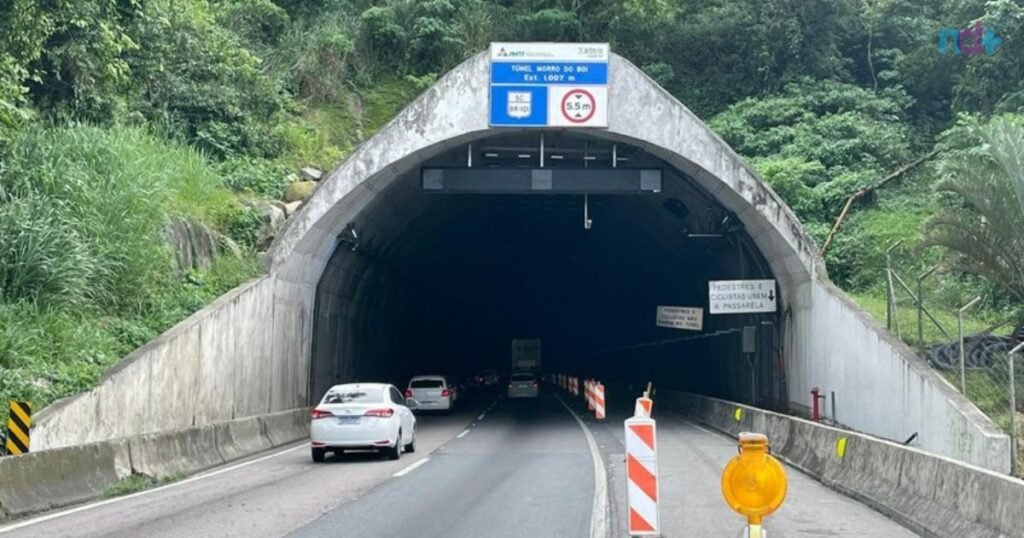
top-left (336, 223), bottom-right (359, 251)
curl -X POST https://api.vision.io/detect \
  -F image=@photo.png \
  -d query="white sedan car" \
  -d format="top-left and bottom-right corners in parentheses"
top-left (310, 383), bottom-right (417, 462)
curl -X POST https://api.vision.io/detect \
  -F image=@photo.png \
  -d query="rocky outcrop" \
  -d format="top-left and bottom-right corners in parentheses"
top-left (166, 217), bottom-right (240, 275)
top-left (283, 181), bottom-right (316, 203)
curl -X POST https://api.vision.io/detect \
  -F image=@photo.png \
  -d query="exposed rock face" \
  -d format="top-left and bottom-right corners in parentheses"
top-left (300, 167), bottom-right (323, 181)
top-left (283, 181), bottom-right (317, 203)
top-left (167, 217), bottom-right (226, 274)
top-left (284, 200), bottom-right (303, 216)
top-left (251, 201), bottom-right (285, 251)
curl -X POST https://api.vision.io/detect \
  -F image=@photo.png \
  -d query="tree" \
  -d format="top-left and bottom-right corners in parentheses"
top-left (922, 115), bottom-right (1024, 304)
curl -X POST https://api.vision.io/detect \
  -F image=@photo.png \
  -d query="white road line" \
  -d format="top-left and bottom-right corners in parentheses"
top-left (456, 429), bottom-right (470, 439)
top-left (0, 443), bottom-right (307, 534)
top-left (557, 395), bottom-right (609, 538)
top-left (690, 422), bottom-right (715, 435)
top-left (476, 413), bottom-right (486, 420)
top-left (392, 458), bottom-right (430, 477)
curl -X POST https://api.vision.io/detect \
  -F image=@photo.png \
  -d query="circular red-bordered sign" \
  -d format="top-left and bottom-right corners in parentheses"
top-left (561, 89), bottom-right (597, 123)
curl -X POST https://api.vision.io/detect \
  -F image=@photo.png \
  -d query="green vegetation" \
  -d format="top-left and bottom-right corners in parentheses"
top-left (100, 472), bottom-right (187, 499)
top-left (2, 0), bottom-right (1024, 435)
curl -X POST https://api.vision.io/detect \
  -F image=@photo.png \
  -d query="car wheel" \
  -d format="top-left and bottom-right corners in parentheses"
top-left (405, 429), bottom-right (416, 453)
top-left (386, 431), bottom-right (402, 460)
top-left (311, 447), bottom-right (326, 463)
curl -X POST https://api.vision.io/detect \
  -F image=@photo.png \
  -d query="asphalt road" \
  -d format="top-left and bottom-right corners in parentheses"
top-left (290, 394), bottom-right (594, 538)
top-left (0, 399), bottom-right (488, 538)
top-left (0, 388), bottom-right (915, 538)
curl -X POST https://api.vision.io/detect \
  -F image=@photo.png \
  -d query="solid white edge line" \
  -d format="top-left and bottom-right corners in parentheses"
top-left (456, 429), bottom-right (470, 439)
top-left (0, 443), bottom-right (308, 534)
top-left (557, 394), bottom-right (609, 538)
top-left (392, 458), bottom-right (430, 478)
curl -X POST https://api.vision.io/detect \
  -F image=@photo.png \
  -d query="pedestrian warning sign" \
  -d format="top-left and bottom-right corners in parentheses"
top-left (709, 280), bottom-right (778, 314)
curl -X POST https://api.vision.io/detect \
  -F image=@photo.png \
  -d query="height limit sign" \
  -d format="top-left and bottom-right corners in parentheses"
top-left (549, 86), bottom-right (607, 127)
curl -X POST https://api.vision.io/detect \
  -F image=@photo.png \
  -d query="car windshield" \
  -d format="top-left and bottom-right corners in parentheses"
top-left (411, 379), bottom-right (444, 388)
top-left (511, 373), bottom-right (535, 381)
top-left (322, 388), bottom-right (383, 404)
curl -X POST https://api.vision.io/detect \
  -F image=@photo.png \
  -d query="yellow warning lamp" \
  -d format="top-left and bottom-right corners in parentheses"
top-left (721, 432), bottom-right (788, 535)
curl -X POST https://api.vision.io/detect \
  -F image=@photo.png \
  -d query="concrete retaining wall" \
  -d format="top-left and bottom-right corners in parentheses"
top-left (786, 279), bottom-right (1011, 473)
top-left (666, 391), bottom-right (1024, 538)
top-left (31, 276), bottom-right (311, 450)
top-left (0, 409), bottom-right (308, 521)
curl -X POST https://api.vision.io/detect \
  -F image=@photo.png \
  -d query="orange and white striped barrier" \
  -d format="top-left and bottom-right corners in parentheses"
top-left (635, 395), bottom-right (653, 417)
top-left (626, 399), bottom-right (659, 535)
top-left (594, 382), bottom-right (606, 420)
top-left (586, 380), bottom-right (595, 411)
top-left (571, 377), bottom-right (579, 397)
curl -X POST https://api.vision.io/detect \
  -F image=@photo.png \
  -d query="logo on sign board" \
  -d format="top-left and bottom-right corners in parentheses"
top-left (507, 91), bottom-right (532, 119)
top-left (562, 89), bottom-right (596, 123)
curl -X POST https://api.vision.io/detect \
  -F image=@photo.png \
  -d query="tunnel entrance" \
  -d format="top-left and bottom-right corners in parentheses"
top-left (310, 132), bottom-right (783, 408)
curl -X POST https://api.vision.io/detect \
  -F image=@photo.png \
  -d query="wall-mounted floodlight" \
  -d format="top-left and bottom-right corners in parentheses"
top-left (337, 224), bottom-right (359, 252)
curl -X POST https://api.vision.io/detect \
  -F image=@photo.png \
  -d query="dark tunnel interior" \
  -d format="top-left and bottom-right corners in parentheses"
top-left (310, 132), bottom-right (784, 407)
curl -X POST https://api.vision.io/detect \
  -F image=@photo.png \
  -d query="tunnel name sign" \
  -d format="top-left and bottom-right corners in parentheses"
top-left (489, 42), bottom-right (609, 128)
top-left (656, 306), bottom-right (703, 331)
top-left (709, 280), bottom-right (777, 314)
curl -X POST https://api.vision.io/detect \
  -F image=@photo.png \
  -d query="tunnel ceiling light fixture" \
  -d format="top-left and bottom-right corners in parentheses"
top-left (484, 152), bottom-right (499, 158)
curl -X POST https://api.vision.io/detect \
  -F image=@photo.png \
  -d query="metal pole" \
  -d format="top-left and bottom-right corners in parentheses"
top-left (917, 266), bottom-right (939, 353)
top-left (831, 391), bottom-right (837, 426)
top-left (1010, 341), bottom-right (1023, 475)
top-left (885, 241), bottom-right (902, 333)
top-left (958, 296), bottom-right (982, 394)
top-left (539, 133), bottom-right (545, 168)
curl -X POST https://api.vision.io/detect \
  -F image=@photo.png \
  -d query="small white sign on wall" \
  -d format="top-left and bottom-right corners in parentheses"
top-left (656, 306), bottom-right (704, 331)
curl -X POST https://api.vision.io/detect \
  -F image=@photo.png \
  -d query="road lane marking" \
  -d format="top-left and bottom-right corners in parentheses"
top-left (456, 429), bottom-right (470, 439)
top-left (0, 443), bottom-right (307, 534)
top-left (690, 422), bottom-right (714, 435)
top-left (557, 395), bottom-right (609, 538)
top-left (393, 458), bottom-right (430, 477)
top-left (476, 413), bottom-right (486, 420)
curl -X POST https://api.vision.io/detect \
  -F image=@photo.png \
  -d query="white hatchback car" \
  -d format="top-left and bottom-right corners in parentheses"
top-left (405, 375), bottom-right (454, 412)
top-left (507, 372), bottom-right (539, 398)
top-left (310, 383), bottom-right (417, 462)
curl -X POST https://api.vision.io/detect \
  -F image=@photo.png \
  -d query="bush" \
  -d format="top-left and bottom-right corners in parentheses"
top-left (127, 0), bottom-right (289, 158)
top-left (216, 157), bottom-right (291, 198)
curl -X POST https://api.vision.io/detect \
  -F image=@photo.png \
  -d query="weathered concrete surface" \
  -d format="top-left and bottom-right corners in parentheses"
top-left (30, 49), bottom-right (1010, 474)
top-left (0, 440), bottom-right (131, 519)
top-left (0, 409), bottom-right (309, 521)
top-left (670, 392), bottom-right (1024, 537)
top-left (32, 277), bottom-right (305, 450)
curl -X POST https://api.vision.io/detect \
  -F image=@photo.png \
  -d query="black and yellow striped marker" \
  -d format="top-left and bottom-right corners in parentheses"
top-left (5, 401), bottom-right (31, 456)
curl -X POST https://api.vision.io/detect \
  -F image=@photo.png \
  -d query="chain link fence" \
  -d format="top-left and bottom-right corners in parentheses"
top-left (885, 257), bottom-right (1023, 475)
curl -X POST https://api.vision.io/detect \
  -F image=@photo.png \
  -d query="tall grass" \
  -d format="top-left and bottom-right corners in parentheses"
top-left (0, 124), bottom-right (234, 311)
top-left (0, 124), bottom-right (263, 427)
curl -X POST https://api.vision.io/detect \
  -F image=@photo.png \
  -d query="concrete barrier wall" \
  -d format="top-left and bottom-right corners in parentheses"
top-left (786, 279), bottom-right (1011, 473)
top-left (666, 391), bottom-right (1024, 538)
top-left (0, 409), bottom-right (309, 521)
top-left (31, 276), bottom-right (311, 450)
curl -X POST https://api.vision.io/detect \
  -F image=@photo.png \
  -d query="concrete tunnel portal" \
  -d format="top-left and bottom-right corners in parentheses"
top-left (36, 49), bottom-right (1008, 473)
top-left (309, 131), bottom-right (785, 407)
